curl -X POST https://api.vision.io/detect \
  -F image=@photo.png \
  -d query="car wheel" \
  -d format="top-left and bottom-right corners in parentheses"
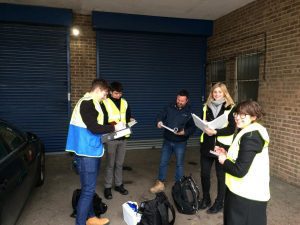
top-left (36, 151), bottom-right (45, 186)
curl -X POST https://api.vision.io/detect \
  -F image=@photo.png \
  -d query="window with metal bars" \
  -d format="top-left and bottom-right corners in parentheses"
top-left (236, 54), bottom-right (260, 102)
top-left (209, 60), bottom-right (226, 86)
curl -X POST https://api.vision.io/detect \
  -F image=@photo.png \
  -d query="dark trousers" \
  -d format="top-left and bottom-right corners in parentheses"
top-left (224, 188), bottom-right (267, 225)
top-left (200, 154), bottom-right (225, 202)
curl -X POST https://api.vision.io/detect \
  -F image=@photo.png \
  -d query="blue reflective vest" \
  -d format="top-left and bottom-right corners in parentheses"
top-left (66, 93), bottom-right (105, 157)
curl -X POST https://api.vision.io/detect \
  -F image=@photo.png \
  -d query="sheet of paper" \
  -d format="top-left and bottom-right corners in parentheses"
top-left (209, 150), bottom-right (220, 156)
top-left (192, 113), bottom-right (228, 131)
top-left (114, 127), bottom-right (131, 139)
top-left (161, 124), bottom-right (178, 133)
top-left (127, 120), bottom-right (137, 127)
top-left (101, 127), bottom-right (132, 143)
top-left (207, 113), bottom-right (227, 129)
top-left (191, 113), bottom-right (208, 131)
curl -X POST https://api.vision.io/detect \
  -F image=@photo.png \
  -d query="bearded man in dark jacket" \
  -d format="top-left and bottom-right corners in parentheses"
top-left (150, 89), bottom-right (196, 193)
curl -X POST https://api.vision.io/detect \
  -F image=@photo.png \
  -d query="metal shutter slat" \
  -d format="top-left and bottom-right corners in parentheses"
top-left (0, 23), bottom-right (69, 152)
top-left (97, 30), bottom-right (205, 148)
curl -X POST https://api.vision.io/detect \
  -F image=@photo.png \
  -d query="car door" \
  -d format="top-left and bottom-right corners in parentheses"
top-left (0, 123), bottom-right (30, 225)
top-left (0, 138), bottom-right (11, 225)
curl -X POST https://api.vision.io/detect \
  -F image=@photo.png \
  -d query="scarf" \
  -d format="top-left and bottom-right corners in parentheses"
top-left (208, 99), bottom-right (225, 118)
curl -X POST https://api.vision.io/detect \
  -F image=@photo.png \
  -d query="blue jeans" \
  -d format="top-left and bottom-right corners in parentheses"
top-left (75, 156), bottom-right (101, 225)
top-left (158, 139), bottom-right (187, 182)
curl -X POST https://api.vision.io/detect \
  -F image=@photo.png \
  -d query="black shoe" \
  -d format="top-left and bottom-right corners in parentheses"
top-left (198, 198), bottom-right (211, 210)
top-left (207, 201), bottom-right (223, 214)
top-left (104, 188), bottom-right (112, 200)
top-left (114, 184), bottom-right (129, 195)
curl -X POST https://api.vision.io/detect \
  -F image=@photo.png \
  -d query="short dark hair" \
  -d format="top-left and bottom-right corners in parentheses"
top-left (235, 100), bottom-right (264, 121)
top-left (177, 89), bottom-right (189, 99)
top-left (110, 81), bottom-right (123, 92)
top-left (91, 79), bottom-right (109, 91)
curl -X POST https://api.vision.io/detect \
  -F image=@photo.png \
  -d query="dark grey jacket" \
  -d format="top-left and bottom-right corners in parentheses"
top-left (157, 102), bottom-right (196, 142)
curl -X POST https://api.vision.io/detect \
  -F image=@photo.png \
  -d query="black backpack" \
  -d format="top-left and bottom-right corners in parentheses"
top-left (70, 189), bottom-right (108, 218)
top-left (137, 192), bottom-right (175, 225)
top-left (171, 176), bottom-right (200, 214)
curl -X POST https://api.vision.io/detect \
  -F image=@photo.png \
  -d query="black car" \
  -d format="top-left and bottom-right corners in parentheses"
top-left (0, 120), bottom-right (45, 225)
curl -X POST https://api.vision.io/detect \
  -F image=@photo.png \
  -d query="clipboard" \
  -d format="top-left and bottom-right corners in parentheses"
top-left (101, 120), bottom-right (137, 143)
top-left (101, 127), bottom-right (132, 143)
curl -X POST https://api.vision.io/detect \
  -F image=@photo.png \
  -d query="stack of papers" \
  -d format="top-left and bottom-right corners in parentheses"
top-left (101, 120), bottom-right (138, 143)
top-left (192, 113), bottom-right (227, 131)
top-left (101, 127), bottom-right (132, 143)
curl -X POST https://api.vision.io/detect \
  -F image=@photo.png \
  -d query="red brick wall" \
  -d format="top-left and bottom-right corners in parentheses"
top-left (207, 0), bottom-right (300, 186)
top-left (70, 14), bottom-right (97, 108)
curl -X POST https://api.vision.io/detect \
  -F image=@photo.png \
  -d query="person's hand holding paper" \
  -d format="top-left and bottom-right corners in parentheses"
top-left (157, 121), bottom-right (163, 128)
top-left (127, 119), bottom-right (137, 128)
top-left (211, 146), bottom-right (227, 164)
top-left (204, 127), bottom-right (217, 136)
top-left (214, 146), bottom-right (226, 155)
top-left (175, 129), bottom-right (185, 136)
top-left (114, 122), bottom-right (126, 131)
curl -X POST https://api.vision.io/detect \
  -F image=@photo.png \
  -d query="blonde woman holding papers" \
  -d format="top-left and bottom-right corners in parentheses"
top-left (199, 82), bottom-right (235, 214)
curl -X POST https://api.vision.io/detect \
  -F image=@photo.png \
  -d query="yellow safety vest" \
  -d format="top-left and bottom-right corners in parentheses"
top-left (103, 98), bottom-right (129, 137)
top-left (70, 93), bottom-right (104, 126)
top-left (200, 104), bottom-right (234, 146)
top-left (66, 92), bottom-right (105, 157)
top-left (226, 122), bottom-right (270, 201)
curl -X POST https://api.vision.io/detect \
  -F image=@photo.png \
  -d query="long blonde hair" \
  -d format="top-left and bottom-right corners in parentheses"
top-left (206, 82), bottom-right (234, 107)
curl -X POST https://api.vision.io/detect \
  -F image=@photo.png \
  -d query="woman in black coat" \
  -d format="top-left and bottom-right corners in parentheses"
top-left (199, 82), bottom-right (235, 214)
top-left (216, 100), bottom-right (270, 225)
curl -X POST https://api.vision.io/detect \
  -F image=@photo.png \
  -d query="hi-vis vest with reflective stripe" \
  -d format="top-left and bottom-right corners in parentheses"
top-left (200, 104), bottom-right (234, 146)
top-left (65, 92), bottom-right (105, 157)
top-left (226, 122), bottom-right (270, 201)
top-left (103, 98), bottom-right (129, 137)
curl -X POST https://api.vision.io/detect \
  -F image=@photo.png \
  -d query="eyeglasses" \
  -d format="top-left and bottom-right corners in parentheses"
top-left (233, 113), bottom-right (249, 119)
top-left (112, 91), bottom-right (123, 96)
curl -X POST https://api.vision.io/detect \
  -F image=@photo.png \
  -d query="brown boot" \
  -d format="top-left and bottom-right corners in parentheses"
top-left (150, 180), bottom-right (165, 193)
top-left (86, 217), bottom-right (110, 225)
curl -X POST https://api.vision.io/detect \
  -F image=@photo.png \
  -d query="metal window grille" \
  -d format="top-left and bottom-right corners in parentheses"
top-left (236, 54), bottom-right (260, 102)
top-left (210, 60), bottom-right (226, 86)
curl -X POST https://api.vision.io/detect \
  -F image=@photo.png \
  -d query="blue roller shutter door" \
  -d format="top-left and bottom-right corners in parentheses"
top-left (0, 23), bottom-right (69, 152)
top-left (97, 30), bottom-right (205, 147)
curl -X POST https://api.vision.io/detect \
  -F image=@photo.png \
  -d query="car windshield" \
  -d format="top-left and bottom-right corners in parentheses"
top-left (0, 123), bottom-right (24, 151)
top-left (0, 139), bottom-right (9, 160)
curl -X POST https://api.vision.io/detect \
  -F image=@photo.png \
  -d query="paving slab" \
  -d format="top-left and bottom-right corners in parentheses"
top-left (17, 148), bottom-right (300, 225)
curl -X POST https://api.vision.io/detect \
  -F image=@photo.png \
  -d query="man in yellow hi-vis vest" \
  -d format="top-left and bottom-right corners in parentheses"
top-left (101, 81), bottom-right (134, 200)
top-left (66, 79), bottom-right (125, 225)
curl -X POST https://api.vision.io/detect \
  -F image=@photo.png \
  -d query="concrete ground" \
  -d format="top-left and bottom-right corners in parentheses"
top-left (17, 148), bottom-right (300, 225)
